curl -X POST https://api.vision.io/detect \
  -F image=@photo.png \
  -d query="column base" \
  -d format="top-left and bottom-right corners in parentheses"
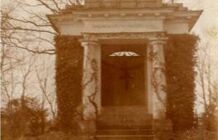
top-left (78, 120), bottom-right (96, 135)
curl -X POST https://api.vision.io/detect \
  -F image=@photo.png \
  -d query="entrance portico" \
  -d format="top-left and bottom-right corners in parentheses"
top-left (48, 0), bottom-right (202, 136)
top-left (80, 33), bottom-right (167, 126)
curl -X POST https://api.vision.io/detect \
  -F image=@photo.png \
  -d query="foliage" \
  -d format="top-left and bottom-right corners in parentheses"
top-left (202, 109), bottom-right (217, 131)
top-left (4, 132), bottom-right (90, 140)
top-left (174, 128), bottom-right (217, 140)
top-left (165, 34), bottom-right (198, 131)
top-left (55, 35), bottom-right (83, 132)
top-left (1, 97), bottom-right (47, 139)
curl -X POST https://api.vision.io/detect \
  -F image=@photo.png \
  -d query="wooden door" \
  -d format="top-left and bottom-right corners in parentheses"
top-left (101, 56), bottom-right (146, 106)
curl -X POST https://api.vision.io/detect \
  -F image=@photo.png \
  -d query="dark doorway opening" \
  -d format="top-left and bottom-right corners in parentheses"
top-left (101, 45), bottom-right (147, 106)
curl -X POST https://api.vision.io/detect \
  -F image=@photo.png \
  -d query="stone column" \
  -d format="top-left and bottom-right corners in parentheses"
top-left (147, 45), bottom-right (153, 115)
top-left (148, 39), bottom-right (167, 119)
top-left (80, 37), bottom-right (101, 134)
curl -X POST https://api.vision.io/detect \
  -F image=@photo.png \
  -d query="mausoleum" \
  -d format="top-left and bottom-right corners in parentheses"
top-left (48, 0), bottom-right (202, 139)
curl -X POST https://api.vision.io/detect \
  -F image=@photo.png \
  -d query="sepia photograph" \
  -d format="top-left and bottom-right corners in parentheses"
top-left (1, 0), bottom-right (218, 140)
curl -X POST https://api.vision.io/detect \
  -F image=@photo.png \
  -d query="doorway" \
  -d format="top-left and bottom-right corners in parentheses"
top-left (101, 45), bottom-right (147, 106)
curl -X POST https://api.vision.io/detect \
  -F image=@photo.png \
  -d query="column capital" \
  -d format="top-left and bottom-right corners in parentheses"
top-left (148, 33), bottom-right (168, 46)
top-left (148, 38), bottom-right (168, 46)
top-left (80, 34), bottom-right (100, 47)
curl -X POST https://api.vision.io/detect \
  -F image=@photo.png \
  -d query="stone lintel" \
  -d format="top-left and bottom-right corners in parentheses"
top-left (82, 32), bottom-right (167, 42)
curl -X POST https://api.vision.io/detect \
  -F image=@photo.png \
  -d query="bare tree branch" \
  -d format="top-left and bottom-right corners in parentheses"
top-left (196, 42), bottom-right (218, 115)
top-left (35, 67), bottom-right (56, 119)
top-left (8, 16), bottom-right (51, 27)
top-left (20, 57), bottom-right (34, 107)
top-left (37, 0), bottom-right (59, 13)
top-left (2, 27), bottom-right (56, 35)
top-left (51, 0), bottom-right (62, 11)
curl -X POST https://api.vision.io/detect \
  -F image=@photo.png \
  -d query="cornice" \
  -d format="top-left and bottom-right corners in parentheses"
top-left (49, 7), bottom-right (201, 23)
top-left (47, 2), bottom-right (202, 34)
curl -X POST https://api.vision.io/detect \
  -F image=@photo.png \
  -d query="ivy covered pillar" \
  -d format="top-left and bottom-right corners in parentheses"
top-left (80, 36), bottom-right (101, 134)
top-left (165, 35), bottom-right (197, 131)
top-left (55, 36), bottom-right (83, 132)
top-left (148, 39), bottom-right (167, 119)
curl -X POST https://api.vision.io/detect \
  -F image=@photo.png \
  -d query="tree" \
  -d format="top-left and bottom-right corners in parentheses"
top-left (1, 0), bottom-right (72, 120)
top-left (35, 66), bottom-right (57, 119)
top-left (196, 42), bottom-right (218, 131)
top-left (1, 4), bottom-right (25, 104)
top-left (1, 97), bottom-right (47, 138)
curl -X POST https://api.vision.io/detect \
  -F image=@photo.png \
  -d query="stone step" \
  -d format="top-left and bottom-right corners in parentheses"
top-left (95, 135), bottom-right (154, 140)
top-left (97, 122), bottom-right (153, 129)
top-left (97, 129), bottom-right (153, 135)
top-left (97, 107), bottom-right (153, 129)
top-left (97, 116), bottom-right (153, 128)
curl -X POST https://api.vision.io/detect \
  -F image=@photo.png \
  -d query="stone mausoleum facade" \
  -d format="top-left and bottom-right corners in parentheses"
top-left (48, 0), bottom-right (201, 139)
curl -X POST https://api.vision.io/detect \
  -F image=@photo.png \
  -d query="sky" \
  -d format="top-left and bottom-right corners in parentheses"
top-left (181, 0), bottom-right (218, 52)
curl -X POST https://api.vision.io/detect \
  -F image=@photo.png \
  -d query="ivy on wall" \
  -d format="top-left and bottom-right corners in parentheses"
top-left (165, 34), bottom-right (198, 131)
top-left (54, 34), bottom-right (198, 132)
top-left (55, 35), bottom-right (83, 132)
